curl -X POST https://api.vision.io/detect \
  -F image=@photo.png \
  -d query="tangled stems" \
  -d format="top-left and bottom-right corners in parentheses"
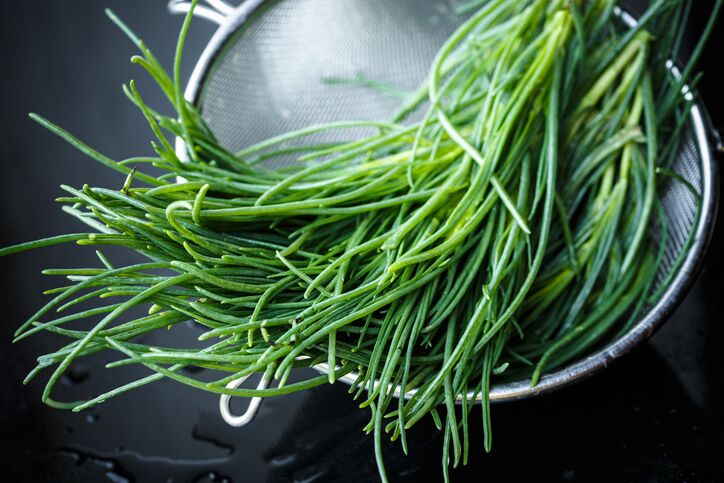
top-left (2, 0), bottom-right (719, 481)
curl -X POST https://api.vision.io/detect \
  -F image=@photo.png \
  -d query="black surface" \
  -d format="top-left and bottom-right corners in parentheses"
top-left (1, 1), bottom-right (722, 482)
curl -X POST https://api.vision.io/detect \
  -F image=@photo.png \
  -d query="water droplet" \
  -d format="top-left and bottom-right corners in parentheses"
top-left (58, 448), bottom-right (132, 481)
top-left (398, 467), bottom-right (419, 477)
top-left (106, 471), bottom-right (130, 483)
top-left (193, 470), bottom-right (232, 483)
top-left (268, 452), bottom-right (297, 468)
top-left (292, 466), bottom-right (331, 483)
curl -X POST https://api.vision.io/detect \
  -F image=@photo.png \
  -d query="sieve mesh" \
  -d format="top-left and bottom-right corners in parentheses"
top-left (183, 0), bottom-right (714, 402)
top-left (650, 130), bottom-right (703, 293)
top-left (197, 0), bottom-right (465, 162)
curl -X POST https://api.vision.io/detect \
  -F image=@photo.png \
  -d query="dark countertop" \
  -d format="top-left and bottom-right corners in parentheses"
top-left (1, 1), bottom-right (722, 482)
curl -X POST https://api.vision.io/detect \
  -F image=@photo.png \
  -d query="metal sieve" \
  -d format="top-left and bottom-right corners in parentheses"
top-left (168, 0), bottom-right (720, 427)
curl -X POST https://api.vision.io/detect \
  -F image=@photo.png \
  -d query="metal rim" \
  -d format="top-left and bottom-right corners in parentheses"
top-left (178, 1), bottom-right (719, 403)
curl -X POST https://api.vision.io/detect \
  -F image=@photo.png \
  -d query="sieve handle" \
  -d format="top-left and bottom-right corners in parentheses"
top-left (219, 373), bottom-right (270, 427)
top-left (168, 0), bottom-right (236, 26)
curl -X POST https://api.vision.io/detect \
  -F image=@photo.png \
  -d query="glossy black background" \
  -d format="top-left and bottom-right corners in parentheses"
top-left (0, 1), bottom-right (722, 482)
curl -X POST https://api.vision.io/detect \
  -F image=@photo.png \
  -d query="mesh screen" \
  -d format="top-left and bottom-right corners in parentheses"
top-left (198, 0), bottom-right (465, 159)
top-left (650, 129), bottom-right (702, 294)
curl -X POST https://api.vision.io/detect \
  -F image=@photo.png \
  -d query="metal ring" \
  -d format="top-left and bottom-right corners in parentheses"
top-left (168, 0), bottom-right (236, 26)
top-left (219, 373), bottom-right (271, 427)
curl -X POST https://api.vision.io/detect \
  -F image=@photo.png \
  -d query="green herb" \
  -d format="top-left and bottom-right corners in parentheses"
top-left (2, 0), bottom-right (718, 481)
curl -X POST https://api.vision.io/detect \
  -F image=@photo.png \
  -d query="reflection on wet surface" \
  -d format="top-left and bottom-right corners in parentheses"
top-left (12, 328), bottom-right (724, 482)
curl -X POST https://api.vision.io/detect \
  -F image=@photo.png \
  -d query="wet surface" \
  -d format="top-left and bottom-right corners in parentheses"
top-left (1, 1), bottom-right (723, 482)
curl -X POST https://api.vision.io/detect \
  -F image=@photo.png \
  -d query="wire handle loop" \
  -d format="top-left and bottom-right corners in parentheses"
top-left (219, 373), bottom-right (270, 427)
top-left (168, 0), bottom-right (236, 26)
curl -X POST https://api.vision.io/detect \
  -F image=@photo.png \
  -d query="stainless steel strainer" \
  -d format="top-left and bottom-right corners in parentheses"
top-left (168, 0), bottom-right (720, 427)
